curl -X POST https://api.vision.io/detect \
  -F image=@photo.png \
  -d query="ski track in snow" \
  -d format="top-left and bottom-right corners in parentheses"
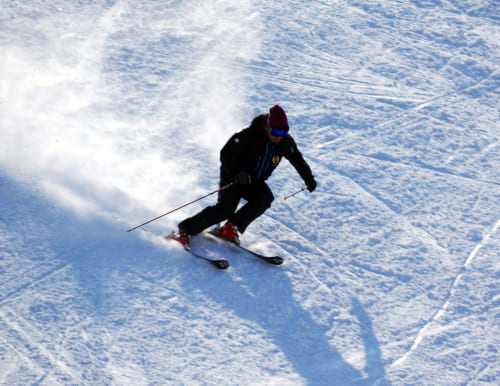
top-left (1, 307), bottom-right (77, 383)
top-left (392, 218), bottom-right (500, 367)
top-left (0, 262), bottom-right (71, 306)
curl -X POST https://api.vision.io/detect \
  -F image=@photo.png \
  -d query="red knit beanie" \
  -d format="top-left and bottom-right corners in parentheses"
top-left (268, 104), bottom-right (289, 130)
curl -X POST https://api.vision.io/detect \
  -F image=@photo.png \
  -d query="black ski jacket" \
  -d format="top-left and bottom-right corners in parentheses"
top-left (220, 114), bottom-right (314, 184)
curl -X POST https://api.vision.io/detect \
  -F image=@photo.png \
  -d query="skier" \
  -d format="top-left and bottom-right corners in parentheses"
top-left (170, 104), bottom-right (316, 246)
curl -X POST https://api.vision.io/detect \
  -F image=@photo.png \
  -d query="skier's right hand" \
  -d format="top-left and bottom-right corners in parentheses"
top-left (234, 171), bottom-right (252, 185)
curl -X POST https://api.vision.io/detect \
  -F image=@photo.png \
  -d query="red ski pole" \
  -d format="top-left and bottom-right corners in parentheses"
top-left (127, 182), bottom-right (234, 232)
top-left (283, 186), bottom-right (307, 200)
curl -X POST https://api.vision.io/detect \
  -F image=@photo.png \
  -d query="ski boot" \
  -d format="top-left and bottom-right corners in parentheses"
top-left (215, 222), bottom-right (240, 245)
top-left (167, 229), bottom-right (191, 247)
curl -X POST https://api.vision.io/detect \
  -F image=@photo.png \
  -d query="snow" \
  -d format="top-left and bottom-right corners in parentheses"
top-left (1, 0), bottom-right (499, 384)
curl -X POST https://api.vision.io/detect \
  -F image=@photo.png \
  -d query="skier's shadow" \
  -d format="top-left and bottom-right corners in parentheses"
top-left (197, 245), bottom-right (386, 385)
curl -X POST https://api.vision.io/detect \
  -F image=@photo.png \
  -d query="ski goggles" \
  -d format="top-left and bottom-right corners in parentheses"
top-left (270, 127), bottom-right (289, 137)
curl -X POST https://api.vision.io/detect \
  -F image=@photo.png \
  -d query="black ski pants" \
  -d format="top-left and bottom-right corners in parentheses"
top-left (178, 179), bottom-right (274, 236)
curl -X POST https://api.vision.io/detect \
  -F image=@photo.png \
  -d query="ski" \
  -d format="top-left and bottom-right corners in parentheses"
top-left (187, 246), bottom-right (230, 269)
top-left (206, 230), bottom-right (283, 265)
top-left (166, 234), bottom-right (229, 270)
top-left (238, 244), bottom-right (284, 265)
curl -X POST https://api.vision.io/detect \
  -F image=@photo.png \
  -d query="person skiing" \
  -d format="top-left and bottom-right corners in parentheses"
top-left (170, 104), bottom-right (316, 246)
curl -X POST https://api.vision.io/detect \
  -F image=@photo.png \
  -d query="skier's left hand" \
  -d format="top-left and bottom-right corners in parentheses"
top-left (305, 177), bottom-right (317, 192)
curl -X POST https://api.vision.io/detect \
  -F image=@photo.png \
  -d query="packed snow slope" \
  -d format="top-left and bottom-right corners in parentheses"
top-left (1, 0), bottom-right (499, 384)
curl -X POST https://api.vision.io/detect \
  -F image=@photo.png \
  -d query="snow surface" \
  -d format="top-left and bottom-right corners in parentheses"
top-left (1, 0), bottom-right (499, 384)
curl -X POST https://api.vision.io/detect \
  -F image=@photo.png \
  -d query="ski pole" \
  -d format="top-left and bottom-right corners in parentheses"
top-left (127, 182), bottom-right (234, 232)
top-left (283, 186), bottom-right (307, 200)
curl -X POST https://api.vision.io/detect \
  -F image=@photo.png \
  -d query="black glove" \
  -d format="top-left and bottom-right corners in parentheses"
top-left (305, 177), bottom-right (316, 192)
top-left (234, 171), bottom-right (252, 185)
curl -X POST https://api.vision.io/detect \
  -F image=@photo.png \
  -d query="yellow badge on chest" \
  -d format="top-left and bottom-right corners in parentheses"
top-left (272, 155), bottom-right (281, 166)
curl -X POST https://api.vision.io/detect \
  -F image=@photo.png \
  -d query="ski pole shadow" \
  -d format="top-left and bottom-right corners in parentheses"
top-left (351, 297), bottom-right (388, 384)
